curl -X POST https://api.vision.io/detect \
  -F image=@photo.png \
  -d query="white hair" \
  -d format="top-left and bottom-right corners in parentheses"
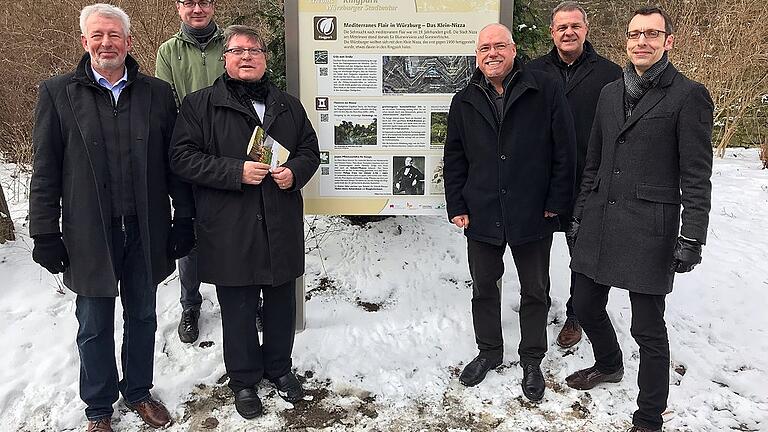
top-left (79, 3), bottom-right (131, 36)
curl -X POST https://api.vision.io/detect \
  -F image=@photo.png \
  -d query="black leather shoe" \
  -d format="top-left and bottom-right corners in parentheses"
top-left (459, 355), bottom-right (502, 387)
top-left (270, 371), bottom-right (305, 403)
top-left (234, 388), bottom-right (263, 419)
top-left (628, 426), bottom-right (661, 432)
top-left (565, 364), bottom-right (624, 390)
top-left (521, 363), bottom-right (545, 401)
top-left (178, 309), bottom-right (200, 344)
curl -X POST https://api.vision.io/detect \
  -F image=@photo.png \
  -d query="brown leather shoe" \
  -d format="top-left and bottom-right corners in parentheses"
top-left (126, 396), bottom-right (171, 428)
top-left (86, 417), bottom-right (113, 432)
top-left (565, 365), bottom-right (623, 390)
top-left (556, 317), bottom-right (583, 348)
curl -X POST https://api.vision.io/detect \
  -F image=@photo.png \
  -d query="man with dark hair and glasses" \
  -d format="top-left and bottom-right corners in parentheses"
top-left (444, 23), bottom-right (575, 402)
top-left (564, 7), bottom-right (713, 432)
top-left (170, 25), bottom-right (320, 419)
top-left (156, 0), bottom-right (225, 344)
top-left (527, 0), bottom-right (621, 350)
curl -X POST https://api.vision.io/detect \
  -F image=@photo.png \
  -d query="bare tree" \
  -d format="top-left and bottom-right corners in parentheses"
top-left (570, 0), bottom-right (768, 154)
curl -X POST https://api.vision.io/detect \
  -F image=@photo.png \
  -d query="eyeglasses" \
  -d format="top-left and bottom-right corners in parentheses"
top-left (177, 0), bottom-right (213, 9)
top-left (626, 29), bottom-right (667, 40)
top-left (477, 42), bottom-right (511, 54)
top-left (223, 47), bottom-right (267, 57)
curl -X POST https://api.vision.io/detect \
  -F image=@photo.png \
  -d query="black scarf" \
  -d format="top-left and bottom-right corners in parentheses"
top-left (623, 51), bottom-right (669, 117)
top-left (225, 73), bottom-right (271, 115)
top-left (182, 21), bottom-right (217, 50)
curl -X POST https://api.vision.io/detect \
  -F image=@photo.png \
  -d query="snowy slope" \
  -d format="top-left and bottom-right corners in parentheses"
top-left (0, 149), bottom-right (766, 432)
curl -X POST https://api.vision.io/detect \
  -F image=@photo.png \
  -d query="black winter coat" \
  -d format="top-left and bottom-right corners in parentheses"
top-left (444, 63), bottom-right (576, 246)
top-left (527, 41), bottom-right (622, 221)
top-left (170, 76), bottom-right (320, 287)
top-left (29, 54), bottom-right (192, 297)
top-left (571, 64), bottom-right (714, 294)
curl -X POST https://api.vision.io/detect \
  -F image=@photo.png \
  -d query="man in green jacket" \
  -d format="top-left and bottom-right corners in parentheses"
top-left (156, 0), bottom-right (224, 343)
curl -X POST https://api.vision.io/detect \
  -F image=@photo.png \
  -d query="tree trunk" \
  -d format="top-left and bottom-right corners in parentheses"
top-left (0, 184), bottom-right (14, 243)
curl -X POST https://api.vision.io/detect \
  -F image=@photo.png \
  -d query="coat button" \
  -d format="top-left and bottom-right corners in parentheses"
top-left (618, 138), bottom-right (626, 144)
top-left (501, 188), bottom-right (507, 194)
top-left (613, 168), bottom-right (621, 175)
top-left (500, 155), bottom-right (506, 160)
top-left (495, 221), bottom-right (501, 227)
top-left (256, 214), bottom-right (263, 221)
top-left (608, 200), bottom-right (616, 205)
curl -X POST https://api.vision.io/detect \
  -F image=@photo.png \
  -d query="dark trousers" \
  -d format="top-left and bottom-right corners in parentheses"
top-left (216, 281), bottom-right (296, 393)
top-left (467, 235), bottom-right (552, 366)
top-left (572, 272), bottom-right (669, 430)
top-left (75, 216), bottom-right (157, 420)
top-left (178, 247), bottom-right (202, 311)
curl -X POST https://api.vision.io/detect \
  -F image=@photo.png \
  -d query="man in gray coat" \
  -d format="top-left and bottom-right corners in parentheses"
top-left (564, 7), bottom-right (713, 432)
top-left (29, 4), bottom-right (193, 431)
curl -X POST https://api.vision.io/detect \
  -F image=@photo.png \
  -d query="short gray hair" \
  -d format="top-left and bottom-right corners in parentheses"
top-left (79, 3), bottom-right (131, 36)
top-left (550, 1), bottom-right (589, 26)
top-left (223, 25), bottom-right (267, 51)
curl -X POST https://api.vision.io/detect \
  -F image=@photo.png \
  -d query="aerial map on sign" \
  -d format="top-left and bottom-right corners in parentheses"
top-left (382, 56), bottom-right (476, 94)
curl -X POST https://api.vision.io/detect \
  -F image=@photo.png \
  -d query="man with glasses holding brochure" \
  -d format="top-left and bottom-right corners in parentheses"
top-left (156, 0), bottom-right (225, 344)
top-left (170, 25), bottom-right (320, 419)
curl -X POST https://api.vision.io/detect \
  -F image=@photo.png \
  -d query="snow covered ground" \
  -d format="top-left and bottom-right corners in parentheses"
top-left (0, 148), bottom-right (766, 432)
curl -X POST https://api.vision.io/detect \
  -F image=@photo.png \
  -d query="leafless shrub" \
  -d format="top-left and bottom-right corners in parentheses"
top-left (576, 0), bottom-right (768, 153)
top-left (667, 0), bottom-right (768, 156)
top-left (760, 142), bottom-right (768, 169)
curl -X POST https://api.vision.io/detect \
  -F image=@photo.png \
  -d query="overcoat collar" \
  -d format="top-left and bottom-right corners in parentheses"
top-left (545, 40), bottom-right (598, 94)
top-left (210, 74), bottom-right (288, 132)
top-left (606, 63), bottom-right (679, 134)
top-left (464, 59), bottom-right (538, 130)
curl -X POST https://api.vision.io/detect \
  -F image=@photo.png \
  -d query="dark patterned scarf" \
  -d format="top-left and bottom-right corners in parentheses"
top-left (623, 51), bottom-right (669, 117)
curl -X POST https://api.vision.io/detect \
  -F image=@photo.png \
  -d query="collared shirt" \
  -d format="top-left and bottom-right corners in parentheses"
top-left (91, 66), bottom-right (128, 103)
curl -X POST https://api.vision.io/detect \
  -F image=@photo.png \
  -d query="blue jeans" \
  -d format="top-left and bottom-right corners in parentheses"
top-left (75, 216), bottom-right (157, 420)
top-left (178, 247), bottom-right (202, 311)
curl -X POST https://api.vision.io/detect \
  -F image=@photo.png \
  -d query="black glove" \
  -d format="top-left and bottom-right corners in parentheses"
top-left (670, 236), bottom-right (702, 273)
top-left (168, 217), bottom-right (196, 259)
top-left (565, 217), bottom-right (580, 251)
top-left (32, 233), bottom-right (69, 274)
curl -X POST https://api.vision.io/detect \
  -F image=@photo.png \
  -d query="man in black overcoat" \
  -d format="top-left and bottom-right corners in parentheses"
top-left (29, 4), bottom-right (194, 431)
top-left (564, 7), bottom-right (714, 432)
top-left (170, 25), bottom-right (320, 419)
top-left (527, 0), bottom-right (622, 349)
top-left (444, 23), bottom-right (575, 402)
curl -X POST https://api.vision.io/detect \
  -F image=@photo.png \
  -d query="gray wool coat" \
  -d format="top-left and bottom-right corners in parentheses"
top-left (570, 64), bottom-right (714, 295)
